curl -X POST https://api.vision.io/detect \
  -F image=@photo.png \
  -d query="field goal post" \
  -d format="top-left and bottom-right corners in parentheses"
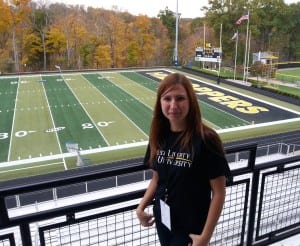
top-left (65, 142), bottom-right (93, 167)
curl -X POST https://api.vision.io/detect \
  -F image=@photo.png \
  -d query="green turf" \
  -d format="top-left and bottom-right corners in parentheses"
top-left (42, 75), bottom-right (108, 151)
top-left (77, 73), bottom-right (149, 144)
top-left (120, 71), bottom-right (159, 91)
top-left (83, 73), bottom-right (153, 134)
top-left (0, 78), bottom-right (18, 162)
top-left (105, 72), bottom-right (155, 109)
top-left (0, 69), bottom-right (299, 182)
top-left (9, 76), bottom-right (61, 160)
top-left (200, 101), bottom-right (249, 129)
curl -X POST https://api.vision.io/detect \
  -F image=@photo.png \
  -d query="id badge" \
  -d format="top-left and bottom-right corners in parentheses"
top-left (160, 199), bottom-right (171, 230)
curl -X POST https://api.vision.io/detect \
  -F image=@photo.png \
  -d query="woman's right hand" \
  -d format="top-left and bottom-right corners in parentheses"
top-left (136, 209), bottom-right (155, 227)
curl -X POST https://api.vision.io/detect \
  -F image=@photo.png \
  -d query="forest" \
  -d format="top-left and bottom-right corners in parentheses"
top-left (0, 0), bottom-right (299, 73)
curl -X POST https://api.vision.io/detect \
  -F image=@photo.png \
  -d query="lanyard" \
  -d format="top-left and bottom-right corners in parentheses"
top-left (160, 131), bottom-right (184, 202)
top-left (163, 148), bottom-right (177, 202)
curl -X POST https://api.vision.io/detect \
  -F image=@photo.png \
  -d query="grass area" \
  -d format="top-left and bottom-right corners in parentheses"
top-left (276, 69), bottom-right (300, 83)
top-left (200, 101), bottom-right (248, 129)
top-left (186, 65), bottom-right (300, 99)
top-left (264, 83), bottom-right (300, 98)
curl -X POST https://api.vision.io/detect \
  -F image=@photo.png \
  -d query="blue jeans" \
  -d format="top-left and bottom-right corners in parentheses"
top-left (155, 219), bottom-right (192, 246)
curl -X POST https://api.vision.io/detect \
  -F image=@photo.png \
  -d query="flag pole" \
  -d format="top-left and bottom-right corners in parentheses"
top-left (203, 22), bottom-right (206, 69)
top-left (245, 30), bottom-right (251, 82)
top-left (174, 0), bottom-right (179, 66)
top-left (218, 23), bottom-right (223, 79)
top-left (233, 29), bottom-right (238, 81)
top-left (243, 10), bottom-right (250, 82)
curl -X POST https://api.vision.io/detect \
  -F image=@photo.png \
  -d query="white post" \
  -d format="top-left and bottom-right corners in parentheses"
top-left (218, 23), bottom-right (223, 78)
top-left (203, 23), bottom-right (206, 69)
top-left (234, 30), bottom-right (238, 80)
top-left (245, 30), bottom-right (251, 83)
top-left (174, 0), bottom-right (179, 66)
top-left (243, 10), bottom-right (250, 82)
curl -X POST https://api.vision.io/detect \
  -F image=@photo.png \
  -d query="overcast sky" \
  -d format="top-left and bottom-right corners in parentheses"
top-left (49, 0), bottom-right (298, 19)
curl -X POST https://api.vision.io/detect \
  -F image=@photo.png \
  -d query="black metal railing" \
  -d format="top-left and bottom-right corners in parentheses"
top-left (0, 143), bottom-right (299, 246)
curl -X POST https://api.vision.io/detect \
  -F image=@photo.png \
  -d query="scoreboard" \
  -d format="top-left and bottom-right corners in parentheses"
top-left (195, 44), bottom-right (222, 63)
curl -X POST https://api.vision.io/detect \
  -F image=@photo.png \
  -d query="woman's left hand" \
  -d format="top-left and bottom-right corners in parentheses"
top-left (188, 233), bottom-right (209, 246)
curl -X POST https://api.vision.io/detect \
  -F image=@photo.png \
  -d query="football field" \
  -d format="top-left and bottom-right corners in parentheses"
top-left (0, 68), bottom-right (299, 181)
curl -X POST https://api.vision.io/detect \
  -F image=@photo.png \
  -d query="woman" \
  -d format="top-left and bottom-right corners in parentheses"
top-left (136, 73), bottom-right (229, 246)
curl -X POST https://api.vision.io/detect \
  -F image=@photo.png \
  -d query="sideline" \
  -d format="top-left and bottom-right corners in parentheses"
top-left (218, 117), bottom-right (300, 134)
top-left (0, 141), bottom-right (148, 168)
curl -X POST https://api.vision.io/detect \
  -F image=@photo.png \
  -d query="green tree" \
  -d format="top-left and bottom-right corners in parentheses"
top-left (251, 0), bottom-right (288, 51)
top-left (203, 0), bottom-right (251, 65)
top-left (204, 0), bottom-right (299, 64)
top-left (158, 7), bottom-right (176, 40)
top-left (158, 7), bottom-right (178, 63)
top-left (285, 2), bottom-right (300, 60)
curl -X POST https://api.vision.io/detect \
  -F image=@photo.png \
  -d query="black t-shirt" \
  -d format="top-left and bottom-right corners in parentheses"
top-left (144, 130), bottom-right (229, 234)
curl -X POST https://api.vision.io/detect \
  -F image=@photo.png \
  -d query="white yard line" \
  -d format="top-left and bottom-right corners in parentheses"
top-left (7, 76), bottom-right (20, 162)
top-left (63, 74), bottom-right (110, 145)
top-left (218, 117), bottom-right (300, 134)
top-left (118, 72), bottom-right (157, 107)
top-left (81, 74), bottom-right (149, 139)
top-left (41, 75), bottom-right (67, 170)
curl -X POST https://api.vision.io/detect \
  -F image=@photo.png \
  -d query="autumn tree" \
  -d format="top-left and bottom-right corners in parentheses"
top-left (84, 8), bottom-right (111, 68)
top-left (46, 3), bottom-right (70, 68)
top-left (126, 16), bottom-right (156, 66)
top-left (0, 0), bottom-right (13, 72)
top-left (99, 12), bottom-right (127, 68)
top-left (4, 0), bottom-right (31, 72)
top-left (94, 42), bottom-right (112, 68)
top-left (149, 18), bottom-right (171, 66)
top-left (1, 0), bottom-right (299, 72)
top-left (46, 25), bottom-right (66, 68)
top-left (84, 8), bottom-right (124, 68)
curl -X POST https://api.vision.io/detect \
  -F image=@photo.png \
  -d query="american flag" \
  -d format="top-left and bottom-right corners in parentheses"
top-left (236, 14), bottom-right (249, 25)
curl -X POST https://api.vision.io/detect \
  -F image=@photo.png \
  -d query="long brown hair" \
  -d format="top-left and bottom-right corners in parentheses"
top-left (148, 73), bottom-right (225, 165)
